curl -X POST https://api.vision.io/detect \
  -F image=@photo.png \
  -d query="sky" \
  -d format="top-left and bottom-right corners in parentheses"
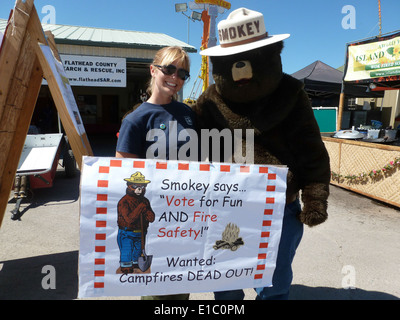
top-left (1, 0), bottom-right (400, 100)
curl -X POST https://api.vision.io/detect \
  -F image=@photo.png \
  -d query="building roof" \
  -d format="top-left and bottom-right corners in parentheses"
top-left (0, 18), bottom-right (197, 53)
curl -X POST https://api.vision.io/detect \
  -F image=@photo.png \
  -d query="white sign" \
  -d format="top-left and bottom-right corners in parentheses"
top-left (40, 44), bottom-right (86, 136)
top-left (60, 54), bottom-right (126, 87)
top-left (78, 157), bottom-right (287, 298)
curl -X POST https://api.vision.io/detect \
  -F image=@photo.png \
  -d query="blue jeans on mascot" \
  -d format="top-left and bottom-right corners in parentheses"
top-left (117, 228), bottom-right (142, 268)
top-left (214, 199), bottom-right (303, 300)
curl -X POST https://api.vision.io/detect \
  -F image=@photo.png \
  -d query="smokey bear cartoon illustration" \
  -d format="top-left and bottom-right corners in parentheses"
top-left (117, 172), bottom-right (155, 274)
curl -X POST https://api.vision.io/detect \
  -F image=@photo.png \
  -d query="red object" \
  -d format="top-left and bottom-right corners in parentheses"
top-left (28, 141), bottom-right (62, 189)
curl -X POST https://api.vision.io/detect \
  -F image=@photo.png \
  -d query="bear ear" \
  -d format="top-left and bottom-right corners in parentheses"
top-left (254, 41), bottom-right (284, 59)
top-left (276, 41), bottom-right (284, 54)
top-left (268, 41), bottom-right (284, 55)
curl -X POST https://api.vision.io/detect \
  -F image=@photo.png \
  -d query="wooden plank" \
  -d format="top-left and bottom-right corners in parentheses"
top-left (0, 0), bottom-right (34, 120)
top-left (0, 0), bottom-right (40, 228)
top-left (0, 58), bottom-right (42, 226)
top-left (0, 30), bottom-right (37, 174)
top-left (44, 31), bottom-right (59, 59)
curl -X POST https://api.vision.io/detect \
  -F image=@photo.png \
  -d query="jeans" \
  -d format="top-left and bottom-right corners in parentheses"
top-left (214, 199), bottom-right (303, 300)
top-left (117, 228), bottom-right (142, 267)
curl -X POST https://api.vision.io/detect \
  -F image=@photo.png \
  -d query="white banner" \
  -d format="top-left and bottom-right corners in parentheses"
top-left (345, 34), bottom-right (400, 81)
top-left (59, 54), bottom-right (126, 87)
top-left (79, 157), bottom-right (287, 298)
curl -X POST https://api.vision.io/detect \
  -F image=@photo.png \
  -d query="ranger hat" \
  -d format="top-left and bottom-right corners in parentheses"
top-left (124, 172), bottom-right (151, 184)
top-left (200, 7), bottom-right (290, 56)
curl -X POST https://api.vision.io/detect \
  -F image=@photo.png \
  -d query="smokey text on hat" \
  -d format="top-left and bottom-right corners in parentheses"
top-left (219, 20), bottom-right (261, 42)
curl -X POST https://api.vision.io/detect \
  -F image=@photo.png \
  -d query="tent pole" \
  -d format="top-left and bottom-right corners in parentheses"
top-left (338, 42), bottom-right (351, 131)
top-left (337, 89), bottom-right (345, 131)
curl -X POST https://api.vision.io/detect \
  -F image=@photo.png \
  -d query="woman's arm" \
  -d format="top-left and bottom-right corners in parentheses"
top-left (115, 151), bottom-right (140, 158)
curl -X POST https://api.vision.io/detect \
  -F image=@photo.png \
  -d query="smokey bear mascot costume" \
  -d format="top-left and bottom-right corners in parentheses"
top-left (193, 8), bottom-right (330, 300)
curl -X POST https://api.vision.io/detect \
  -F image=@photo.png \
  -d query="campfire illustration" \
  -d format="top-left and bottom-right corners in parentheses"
top-left (213, 223), bottom-right (244, 251)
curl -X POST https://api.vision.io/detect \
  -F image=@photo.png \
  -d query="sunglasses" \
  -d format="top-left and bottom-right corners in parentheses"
top-left (154, 64), bottom-right (190, 81)
top-left (128, 184), bottom-right (146, 190)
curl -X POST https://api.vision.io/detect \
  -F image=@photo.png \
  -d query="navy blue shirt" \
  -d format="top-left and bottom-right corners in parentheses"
top-left (116, 101), bottom-right (197, 160)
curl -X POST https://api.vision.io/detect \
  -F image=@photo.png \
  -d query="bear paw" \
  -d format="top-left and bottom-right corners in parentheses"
top-left (298, 203), bottom-right (328, 227)
top-left (299, 183), bottom-right (329, 227)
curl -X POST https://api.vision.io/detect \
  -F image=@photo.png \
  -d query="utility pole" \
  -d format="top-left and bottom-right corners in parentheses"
top-left (378, 0), bottom-right (382, 37)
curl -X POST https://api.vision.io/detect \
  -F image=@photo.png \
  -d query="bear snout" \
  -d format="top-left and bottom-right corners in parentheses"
top-left (232, 60), bottom-right (253, 83)
top-left (235, 61), bottom-right (246, 68)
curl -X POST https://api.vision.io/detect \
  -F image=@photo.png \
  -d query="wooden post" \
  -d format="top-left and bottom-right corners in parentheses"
top-left (0, 0), bottom-right (40, 228)
top-left (337, 91), bottom-right (345, 131)
top-left (0, 0), bottom-right (92, 228)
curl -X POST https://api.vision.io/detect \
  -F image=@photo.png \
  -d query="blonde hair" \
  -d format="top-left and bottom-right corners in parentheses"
top-left (146, 46), bottom-right (190, 98)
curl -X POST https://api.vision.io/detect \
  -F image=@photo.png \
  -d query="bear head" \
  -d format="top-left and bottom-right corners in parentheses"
top-left (210, 41), bottom-right (284, 105)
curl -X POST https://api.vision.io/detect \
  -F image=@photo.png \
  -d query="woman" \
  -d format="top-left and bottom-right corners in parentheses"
top-left (116, 46), bottom-right (194, 300)
top-left (116, 46), bottom-right (195, 160)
